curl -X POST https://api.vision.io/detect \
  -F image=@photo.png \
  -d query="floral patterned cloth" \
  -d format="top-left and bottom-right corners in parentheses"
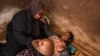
top-left (16, 47), bottom-right (44, 56)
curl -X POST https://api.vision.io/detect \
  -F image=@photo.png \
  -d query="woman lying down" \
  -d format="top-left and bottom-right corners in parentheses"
top-left (17, 32), bottom-right (73, 56)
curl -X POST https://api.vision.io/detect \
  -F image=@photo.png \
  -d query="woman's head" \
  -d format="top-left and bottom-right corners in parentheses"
top-left (53, 32), bottom-right (74, 52)
top-left (60, 31), bottom-right (74, 43)
top-left (33, 39), bottom-right (54, 56)
top-left (27, 0), bottom-right (45, 19)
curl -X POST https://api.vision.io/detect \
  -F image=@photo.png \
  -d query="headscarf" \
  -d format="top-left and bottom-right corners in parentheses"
top-left (27, 0), bottom-right (44, 16)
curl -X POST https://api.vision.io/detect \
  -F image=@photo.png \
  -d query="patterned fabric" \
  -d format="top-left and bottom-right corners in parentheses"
top-left (16, 47), bottom-right (44, 56)
top-left (60, 48), bottom-right (70, 56)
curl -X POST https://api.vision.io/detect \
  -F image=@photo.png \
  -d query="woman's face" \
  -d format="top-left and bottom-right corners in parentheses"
top-left (60, 32), bottom-right (70, 41)
top-left (54, 38), bottom-right (66, 52)
top-left (33, 10), bottom-right (43, 19)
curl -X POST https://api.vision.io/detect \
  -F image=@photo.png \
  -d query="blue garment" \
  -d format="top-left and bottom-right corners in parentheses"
top-left (67, 44), bottom-right (76, 55)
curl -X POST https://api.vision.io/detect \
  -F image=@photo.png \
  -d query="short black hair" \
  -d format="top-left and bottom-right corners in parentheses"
top-left (66, 31), bottom-right (74, 43)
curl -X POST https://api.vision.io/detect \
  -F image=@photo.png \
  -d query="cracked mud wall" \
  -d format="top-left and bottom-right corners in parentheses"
top-left (0, 0), bottom-right (100, 56)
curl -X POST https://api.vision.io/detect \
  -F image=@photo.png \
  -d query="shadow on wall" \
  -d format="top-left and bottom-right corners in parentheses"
top-left (0, 0), bottom-right (31, 11)
top-left (0, 7), bottom-right (20, 43)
